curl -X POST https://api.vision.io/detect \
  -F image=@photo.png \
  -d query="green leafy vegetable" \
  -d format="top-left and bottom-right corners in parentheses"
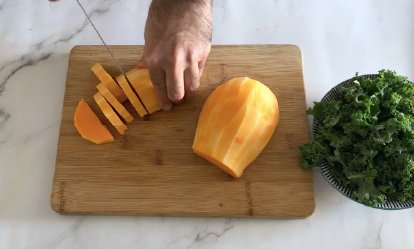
top-left (300, 70), bottom-right (414, 206)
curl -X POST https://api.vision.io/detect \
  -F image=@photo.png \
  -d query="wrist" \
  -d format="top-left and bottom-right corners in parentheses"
top-left (146, 0), bottom-right (212, 42)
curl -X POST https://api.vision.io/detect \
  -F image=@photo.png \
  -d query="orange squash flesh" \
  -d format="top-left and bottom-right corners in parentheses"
top-left (74, 99), bottom-right (114, 144)
top-left (192, 77), bottom-right (279, 178)
top-left (91, 63), bottom-right (127, 102)
top-left (96, 83), bottom-right (134, 124)
top-left (115, 75), bottom-right (148, 118)
top-left (93, 92), bottom-right (128, 135)
top-left (126, 68), bottom-right (161, 114)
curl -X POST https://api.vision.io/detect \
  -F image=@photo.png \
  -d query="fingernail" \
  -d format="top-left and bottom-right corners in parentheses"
top-left (163, 102), bottom-right (172, 111)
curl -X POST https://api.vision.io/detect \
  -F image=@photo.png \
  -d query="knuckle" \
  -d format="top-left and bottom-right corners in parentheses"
top-left (167, 46), bottom-right (185, 67)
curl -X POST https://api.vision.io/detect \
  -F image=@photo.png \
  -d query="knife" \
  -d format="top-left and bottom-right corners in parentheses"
top-left (75, 0), bottom-right (127, 78)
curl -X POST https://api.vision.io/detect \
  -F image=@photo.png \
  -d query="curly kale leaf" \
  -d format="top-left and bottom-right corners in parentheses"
top-left (300, 70), bottom-right (414, 206)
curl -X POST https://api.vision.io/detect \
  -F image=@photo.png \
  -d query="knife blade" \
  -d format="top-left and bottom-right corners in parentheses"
top-left (75, 0), bottom-right (127, 78)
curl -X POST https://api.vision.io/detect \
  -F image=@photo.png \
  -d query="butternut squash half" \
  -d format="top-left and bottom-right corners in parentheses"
top-left (192, 77), bottom-right (279, 178)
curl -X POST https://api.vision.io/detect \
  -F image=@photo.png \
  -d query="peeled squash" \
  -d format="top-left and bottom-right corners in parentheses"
top-left (126, 68), bottom-right (161, 114)
top-left (192, 77), bottom-right (279, 178)
top-left (93, 92), bottom-right (127, 135)
top-left (116, 75), bottom-right (148, 118)
top-left (91, 63), bottom-right (127, 102)
top-left (74, 99), bottom-right (114, 144)
top-left (96, 83), bottom-right (134, 123)
top-left (74, 64), bottom-right (163, 144)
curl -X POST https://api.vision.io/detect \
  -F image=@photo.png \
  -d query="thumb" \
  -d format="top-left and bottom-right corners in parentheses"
top-left (136, 57), bottom-right (148, 69)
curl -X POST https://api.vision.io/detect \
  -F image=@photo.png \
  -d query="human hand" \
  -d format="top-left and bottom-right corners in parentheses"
top-left (139, 0), bottom-right (212, 111)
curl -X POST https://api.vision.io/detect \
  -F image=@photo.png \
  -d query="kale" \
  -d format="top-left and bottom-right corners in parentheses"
top-left (300, 70), bottom-right (414, 206)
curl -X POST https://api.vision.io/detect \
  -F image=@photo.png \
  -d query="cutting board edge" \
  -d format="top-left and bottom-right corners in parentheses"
top-left (52, 210), bottom-right (315, 219)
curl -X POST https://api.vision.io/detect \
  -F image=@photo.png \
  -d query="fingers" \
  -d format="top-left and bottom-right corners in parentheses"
top-left (149, 68), bottom-right (172, 111)
top-left (166, 63), bottom-right (185, 104)
top-left (137, 56), bottom-right (148, 69)
top-left (184, 62), bottom-right (200, 99)
top-left (141, 42), bottom-right (209, 108)
top-left (149, 61), bottom-right (201, 107)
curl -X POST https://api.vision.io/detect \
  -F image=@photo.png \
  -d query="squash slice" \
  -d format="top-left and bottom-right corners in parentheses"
top-left (126, 68), bottom-right (161, 114)
top-left (74, 99), bottom-right (114, 144)
top-left (192, 77), bottom-right (279, 178)
top-left (91, 63), bottom-right (127, 102)
top-left (96, 83), bottom-right (134, 123)
top-left (93, 92), bottom-right (127, 135)
top-left (115, 75), bottom-right (148, 118)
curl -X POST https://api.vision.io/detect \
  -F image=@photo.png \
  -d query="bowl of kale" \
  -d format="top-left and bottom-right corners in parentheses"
top-left (300, 70), bottom-right (414, 209)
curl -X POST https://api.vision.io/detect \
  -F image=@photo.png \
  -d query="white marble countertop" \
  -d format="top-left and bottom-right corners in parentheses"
top-left (1, 0), bottom-right (414, 248)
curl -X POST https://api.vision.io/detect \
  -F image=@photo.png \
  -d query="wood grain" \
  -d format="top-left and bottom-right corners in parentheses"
top-left (51, 45), bottom-right (314, 218)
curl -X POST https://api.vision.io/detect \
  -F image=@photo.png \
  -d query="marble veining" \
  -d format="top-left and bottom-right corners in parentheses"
top-left (22, 122), bottom-right (60, 145)
top-left (36, 217), bottom-right (86, 249)
top-left (0, 0), bottom-right (14, 11)
top-left (0, 3), bottom-right (113, 96)
top-left (1, 0), bottom-right (413, 248)
top-left (166, 220), bottom-right (234, 249)
top-left (50, 7), bottom-right (111, 44)
top-left (186, 226), bottom-right (234, 249)
top-left (215, 0), bottom-right (228, 24)
top-left (363, 214), bottom-right (389, 249)
top-left (0, 53), bottom-right (52, 95)
top-left (0, 109), bottom-right (10, 128)
top-left (375, 221), bottom-right (384, 249)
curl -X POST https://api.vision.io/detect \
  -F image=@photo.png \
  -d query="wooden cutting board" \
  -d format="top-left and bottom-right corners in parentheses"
top-left (51, 45), bottom-right (314, 218)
